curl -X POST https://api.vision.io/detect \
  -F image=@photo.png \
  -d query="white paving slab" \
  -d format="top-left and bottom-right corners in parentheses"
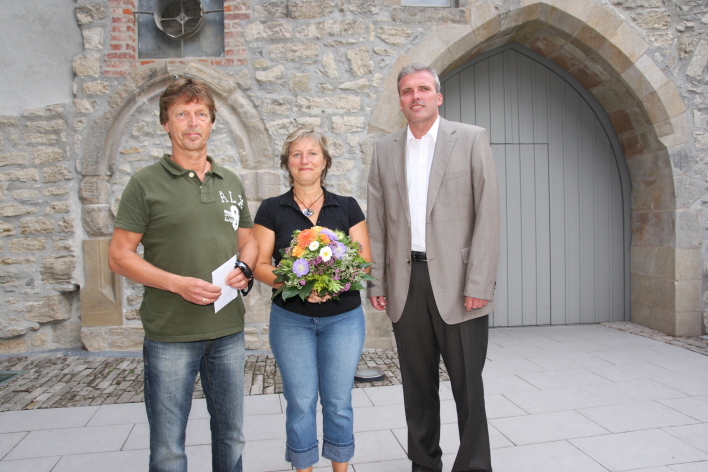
top-left (244, 412), bottom-right (287, 441)
top-left (589, 361), bottom-right (678, 383)
top-left (591, 347), bottom-right (674, 365)
top-left (363, 385), bottom-right (404, 406)
top-left (490, 410), bottom-right (609, 445)
top-left (577, 401), bottom-right (700, 433)
top-left (5, 424), bottom-right (134, 460)
top-left (353, 404), bottom-right (407, 432)
top-left (351, 429), bottom-right (408, 464)
top-left (484, 394), bottom-right (528, 419)
top-left (668, 462), bottom-right (708, 471)
top-left (0, 406), bottom-right (98, 433)
top-left (655, 375), bottom-right (708, 397)
top-left (86, 402), bottom-right (147, 426)
top-left (245, 393), bottom-right (285, 415)
top-left (123, 422), bottom-right (149, 450)
top-left (241, 438), bottom-right (291, 472)
top-left (51, 449), bottom-right (150, 472)
top-left (491, 440), bottom-right (608, 472)
top-left (483, 374), bottom-right (539, 396)
top-left (571, 429), bottom-right (708, 471)
top-left (0, 433), bottom-right (25, 461)
top-left (0, 457), bottom-right (59, 472)
top-left (582, 379), bottom-right (688, 405)
top-left (660, 396), bottom-right (708, 422)
top-left (502, 386), bottom-right (608, 414)
top-left (664, 423), bottom-right (708, 455)
top-left (482, 358), bottom-right (548, 377)
top-left (526, 351), bottom-right (612, 370)
top-left (517, 368), bottom-right (611, 390)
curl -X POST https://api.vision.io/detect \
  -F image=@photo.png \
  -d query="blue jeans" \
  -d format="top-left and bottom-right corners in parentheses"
top-left (143, 331), bottom-right (245, 472)
top-left (269, 304), bottom-right (365, 469)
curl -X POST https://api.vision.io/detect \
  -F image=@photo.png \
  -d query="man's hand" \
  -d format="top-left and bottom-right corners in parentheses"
top-left (175, 276), bottom-right (222, 305)
top-left (369, 296), bottom-right (387, 311)
top-left (465, 297), bottom-right (488, 311)
top-left (225, 267), bottom-right (250, 291)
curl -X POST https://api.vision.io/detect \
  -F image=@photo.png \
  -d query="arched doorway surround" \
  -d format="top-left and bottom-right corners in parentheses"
top-left (441, 43), bottom-right (630, 327)
top-left (367, 0), bottom-right (701, 336)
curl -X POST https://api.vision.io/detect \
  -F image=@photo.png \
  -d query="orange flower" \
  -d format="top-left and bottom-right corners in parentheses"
top-left (292, 246), bottom-right (305, 257)
top-left (297, 229), bottom-right (316, 248)
top-left (320, 234), bottom-right (330, 245)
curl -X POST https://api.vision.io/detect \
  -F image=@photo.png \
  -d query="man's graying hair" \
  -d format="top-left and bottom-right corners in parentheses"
top-left (397, 63), bottom-right (441, 95)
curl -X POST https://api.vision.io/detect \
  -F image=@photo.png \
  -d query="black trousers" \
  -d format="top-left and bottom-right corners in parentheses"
top-left (393, 260), bottom-right (492, 472)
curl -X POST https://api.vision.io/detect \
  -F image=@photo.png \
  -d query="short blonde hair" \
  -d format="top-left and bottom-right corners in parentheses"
top-left (280, 125), bottom-right (333, 185)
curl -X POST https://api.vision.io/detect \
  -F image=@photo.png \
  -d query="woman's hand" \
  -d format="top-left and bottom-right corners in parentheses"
top-left (306, 290), bottom-right (331, 304)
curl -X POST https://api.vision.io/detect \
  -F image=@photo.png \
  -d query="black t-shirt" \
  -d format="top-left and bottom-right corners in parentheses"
top-left (254, 187), bottom-right (366, 317)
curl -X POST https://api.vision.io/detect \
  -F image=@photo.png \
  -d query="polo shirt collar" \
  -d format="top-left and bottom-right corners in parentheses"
top-left (159, 154), bottom-right (224, 178)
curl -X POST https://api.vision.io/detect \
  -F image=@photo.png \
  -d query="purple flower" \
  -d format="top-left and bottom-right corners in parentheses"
top-left (343, 283), bottom-right (351, 291)
top-left (292, 258), bottom-right (310, 277)
top-left (321, 228), bottom-right (338, 241)
top-left (331, 241), bottom-right (347, 259)
top-left (299, 280), bottom-right (306, 286)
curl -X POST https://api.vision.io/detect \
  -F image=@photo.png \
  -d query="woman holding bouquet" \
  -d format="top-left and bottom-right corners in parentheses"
top-left (253, 125), bottom-right (372, 472)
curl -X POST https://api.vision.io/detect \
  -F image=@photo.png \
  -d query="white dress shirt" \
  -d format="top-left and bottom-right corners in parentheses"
top-left (406, 116), bottom-right (440, 253)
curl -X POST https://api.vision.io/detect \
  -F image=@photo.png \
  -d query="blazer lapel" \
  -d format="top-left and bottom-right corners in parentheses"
top-left (391, 129), bottom-right (410, 225)
top-left (426, 118), bottom-right (456, 217)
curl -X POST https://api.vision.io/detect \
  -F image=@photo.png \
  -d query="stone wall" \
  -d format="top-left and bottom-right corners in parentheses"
top-left (0, 0), bottom-right (706, 353)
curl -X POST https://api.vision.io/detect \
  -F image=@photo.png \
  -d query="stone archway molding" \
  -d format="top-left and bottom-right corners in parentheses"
top-left (81, 62), bottom-right (271, 177)
top-left (368, 0), bottom-right (701, 336)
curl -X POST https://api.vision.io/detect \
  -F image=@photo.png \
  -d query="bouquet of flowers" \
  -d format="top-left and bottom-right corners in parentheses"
top-left (272, 226), bottom-right (374, 302)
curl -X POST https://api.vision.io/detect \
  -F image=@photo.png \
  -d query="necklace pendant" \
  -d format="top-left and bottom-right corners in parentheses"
top-left (302, 208), bottom-right (314, 217)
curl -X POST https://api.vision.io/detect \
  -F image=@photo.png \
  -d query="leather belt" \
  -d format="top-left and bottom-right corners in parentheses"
top-left (411, 251), bottom-right (427, 262)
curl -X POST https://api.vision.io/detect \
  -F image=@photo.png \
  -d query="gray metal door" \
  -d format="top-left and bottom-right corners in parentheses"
top-left (441, 44), bottom-right (630, 327)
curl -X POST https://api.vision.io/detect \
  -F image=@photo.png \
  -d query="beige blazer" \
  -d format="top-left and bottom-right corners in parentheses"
top-left (367, 118), bottom-right (500, 324)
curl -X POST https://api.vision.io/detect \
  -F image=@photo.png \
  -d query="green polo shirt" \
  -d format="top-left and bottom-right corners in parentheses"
top-left (114, 155), bottom-right (253, 342)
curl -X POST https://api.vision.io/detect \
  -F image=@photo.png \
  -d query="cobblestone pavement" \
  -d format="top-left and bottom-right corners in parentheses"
top-left (0, 322), bottom-right (703, 412)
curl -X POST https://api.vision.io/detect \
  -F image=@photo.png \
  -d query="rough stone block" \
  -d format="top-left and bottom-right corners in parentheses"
top-left (25, 294), bottom-right (72, 323)
top-left (40, 255), bottom-right (76, 284)
top-left (20, 218), bottom-right (55, 235)
top-left (82, 81), bottom-right (110, 95)
top-left (82, 27), bottom-right (104, 50)
top-left (0, 169), bottom-right (39, 182)
top-left (32, 147), bottom-right (63, 165)
top-left (0, 153), bottom-right (27, 167)
top-left (296, 95), bottom-right (361, 114)
top-left (0, 337), bottom-right (26, 354)
top-left (8, 238), bottom-right (46, 253)
top-left (46, 202), bottom-right (70, 214)
top-left (347, 46), bottom-right (374, 76)
top-left (81, 327), bottom-right (109, 351)
top-left (269, 43), bottom-right (320, 62)
top-left (0, 221), bottom-right (16, 237)
top-left (244, 22), bottom-right (292, 41)
top-left (82, 205), bottom-right (114, 237)
top-left (73, 54), bottom-right (100, 78)
top-left (43, 165), bottom-right (73, 183)
top-left (255, 65), bottom-right (286, 86)
top-left (108, 327), bottom-right (144, 351)
top-left (80, 176), bottom-right (111, 205)
top-left (332, 116), bottom-right (365, 134)
top-left (288, 0), bottom-right (334, 19)
top-left (81, 239), bottom-right (123, 328)
top-left (297, 19), bottom-right (365, 39)
top-left (289, 73), bottom-right (311, 92)
top-left (0, 203), bottom-right (36, 218)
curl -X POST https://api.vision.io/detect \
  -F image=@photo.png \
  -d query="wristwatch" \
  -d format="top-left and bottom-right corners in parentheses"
top-left (234, 260), bottom-right (254, 296)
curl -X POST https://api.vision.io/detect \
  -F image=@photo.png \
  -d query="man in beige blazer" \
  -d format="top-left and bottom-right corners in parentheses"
top-left (367, 63), bottom-right (500, 472)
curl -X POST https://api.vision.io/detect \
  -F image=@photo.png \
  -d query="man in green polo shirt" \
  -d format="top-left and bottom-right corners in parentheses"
top-left (108, 78), bottom-right (258, 472)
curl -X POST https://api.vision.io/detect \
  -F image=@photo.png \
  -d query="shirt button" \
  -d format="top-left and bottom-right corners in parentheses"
top-left (189, 172), bottom-right (194, 177)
